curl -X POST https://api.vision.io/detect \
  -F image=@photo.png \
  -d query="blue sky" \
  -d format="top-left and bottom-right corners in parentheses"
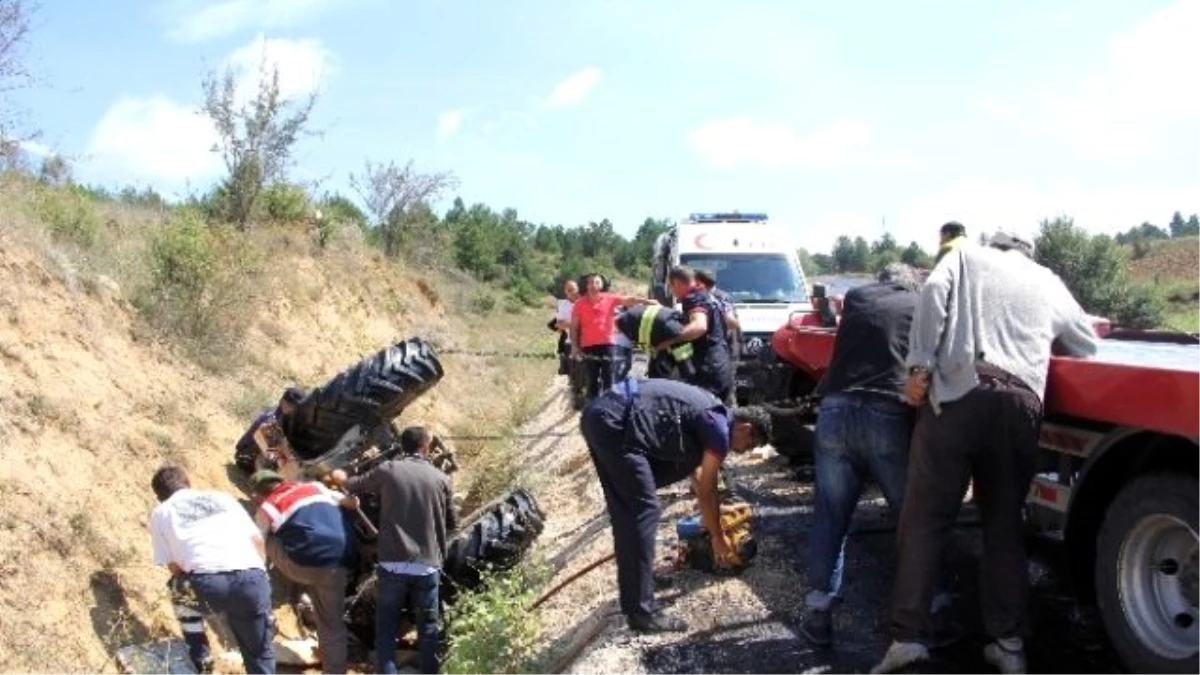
top-left (14, 0), bottom-right (1200, 252)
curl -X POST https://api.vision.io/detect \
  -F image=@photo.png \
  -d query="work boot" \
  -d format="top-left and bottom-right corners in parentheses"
top-left (983, 639), bottom-right (1027, 674)
top-left (627, 612), bottom-right (688, 633)
top-left (798, 608), bottom-right (832, 647)
top-left (870, 641), bottom-right (930, 674)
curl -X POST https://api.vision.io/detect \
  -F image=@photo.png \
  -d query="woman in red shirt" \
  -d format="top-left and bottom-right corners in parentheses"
top-left (570, 273), bottom-right (654, 402)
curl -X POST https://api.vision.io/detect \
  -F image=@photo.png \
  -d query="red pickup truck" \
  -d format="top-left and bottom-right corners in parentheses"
top-left (760, 311), bottom-right (1199, 674)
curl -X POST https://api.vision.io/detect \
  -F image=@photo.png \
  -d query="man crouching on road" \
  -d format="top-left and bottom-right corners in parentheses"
top-left (580, 377), bottom-right (772, 632)
top-left (330, 426), bottom-right (457, 675)
top-left (249, 470), bottom-right (358, 674)
top-left (149, 466), bottom-right (276, 674)
top-left (872, 231), bottom-right (1098, 675)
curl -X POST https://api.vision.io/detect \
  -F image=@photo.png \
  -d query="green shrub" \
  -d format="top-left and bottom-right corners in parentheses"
top-left (31, 185), bottom-right (101, 248)
top-left (503, 296), bottom-right (525, 314)
top-left (1035, 217), bottom-right (1166, 328)
top-left (469, 291), bottom-right (497, 314)
top-left (259, 182), bottom-right (311, 222)
top-left (443, 562), bottom-right (552, 674)
top-left (136, 214), bottom-right (262, 364)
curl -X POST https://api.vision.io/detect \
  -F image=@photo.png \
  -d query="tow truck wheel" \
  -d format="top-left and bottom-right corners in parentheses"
top-left (1096, 473), bottom-right (1199, 674)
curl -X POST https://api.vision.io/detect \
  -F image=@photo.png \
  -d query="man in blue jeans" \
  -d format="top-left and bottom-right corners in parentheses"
top-left (149, 466), bottom-right (276, 674)
top-left (800, 263), bottom-right (921, 647)
top-left (332, 426), bottom-right (457, 674)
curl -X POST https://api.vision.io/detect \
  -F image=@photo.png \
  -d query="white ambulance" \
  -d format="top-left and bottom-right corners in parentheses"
top-left (648, 212), bottom-right (813, 403)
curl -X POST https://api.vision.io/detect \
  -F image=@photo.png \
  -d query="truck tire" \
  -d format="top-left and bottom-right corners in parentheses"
top-left (282, 338), bottom-right (444, 460)
top-left (1095, 473), bottom-right (1199, 674)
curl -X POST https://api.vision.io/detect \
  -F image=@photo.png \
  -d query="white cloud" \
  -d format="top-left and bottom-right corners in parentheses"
top-left (19, 140), bottom-right (52, 158)
top-left (160, 0), bottom-right (343, 43)
top-left (542, 67), bottom-right (602, 109)
top-left (84, 95), bottom-right (222, 186)
top-left (687, 117), bottom-right (871, 169)
top-left (225, 34), bottom-right (334, 101)
top-left (436, 109), bottom-right (467, 140)
top-left (80, 34), bottom-right (335, 191)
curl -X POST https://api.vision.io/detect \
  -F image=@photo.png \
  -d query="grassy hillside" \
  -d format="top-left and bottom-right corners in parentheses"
top-left (0, 172), bottom-right (558, 672)
top-left (1128, 236), bottom-right (1199, 332)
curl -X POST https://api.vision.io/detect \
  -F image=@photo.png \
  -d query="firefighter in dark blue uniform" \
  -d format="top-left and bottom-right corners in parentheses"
top-left (615, 304), bottom-right (698, 380)
top-left (657, 266), bottom-right (735, 403)
top-left (580, 377), bottom-right (772, 632)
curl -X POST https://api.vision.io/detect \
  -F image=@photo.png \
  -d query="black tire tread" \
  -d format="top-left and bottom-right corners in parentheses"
top-left (283, 338), bottom-right (444, 460)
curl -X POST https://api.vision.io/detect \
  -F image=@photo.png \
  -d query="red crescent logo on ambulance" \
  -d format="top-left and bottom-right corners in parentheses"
top-left (694, 233), bottom-right (712, 249)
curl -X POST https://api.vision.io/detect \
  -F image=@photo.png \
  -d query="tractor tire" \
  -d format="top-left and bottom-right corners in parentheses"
top-left (282, 338), bottom-right (444, 460)
top-left (342, 488), bottom-right (546, 645)
top-left (443, 488), bottom-right (546, 601)
top-left (754, 351), bottom-right (817, 463)
top-left (1096, 473), bottom-right (1199, 674)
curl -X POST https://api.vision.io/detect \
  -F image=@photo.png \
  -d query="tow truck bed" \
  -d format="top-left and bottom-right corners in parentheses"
top-left (1047, 341), bottom-right (1199, 439)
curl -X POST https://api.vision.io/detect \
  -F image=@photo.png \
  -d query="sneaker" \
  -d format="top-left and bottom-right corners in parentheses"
top-left (870, 641), bottom-right (930, 674)
top-left (194, 657), bottom-right (214, 674)
top-left (798, 609), bottom-right (832, 647)
top-left (983, 641), bottom-right (1027, 674)
top-left (627, 612), bottom-right (689, 633)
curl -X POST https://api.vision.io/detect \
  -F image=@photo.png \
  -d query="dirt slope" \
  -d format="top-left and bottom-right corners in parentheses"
top-left (0, 224), bottom-right (552, 672)
top-left (1129, 236), bottom-right (1199, 282)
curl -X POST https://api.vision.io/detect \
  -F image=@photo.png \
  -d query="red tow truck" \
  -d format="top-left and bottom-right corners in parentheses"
top-left (762, 310), bottom-right (1199, 673)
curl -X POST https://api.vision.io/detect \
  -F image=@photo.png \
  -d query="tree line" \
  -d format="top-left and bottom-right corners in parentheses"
top-left (1113, 211), bottom-right (1200, 258)
top-left (2, 10), bottom-right (1185, 330)
top-left (800, 233), bottom-right (935, 276)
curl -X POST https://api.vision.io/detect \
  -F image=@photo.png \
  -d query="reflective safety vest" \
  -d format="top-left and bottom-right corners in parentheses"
top-left (637, 305), bottom-right (694, 362)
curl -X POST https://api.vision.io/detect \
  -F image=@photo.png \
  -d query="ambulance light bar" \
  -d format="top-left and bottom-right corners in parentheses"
top-left (687, 212), bottom-right (768, 223)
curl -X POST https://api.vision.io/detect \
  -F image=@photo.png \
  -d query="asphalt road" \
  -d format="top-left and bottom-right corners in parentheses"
top-left (637, 460), bottom-right (1121, 674)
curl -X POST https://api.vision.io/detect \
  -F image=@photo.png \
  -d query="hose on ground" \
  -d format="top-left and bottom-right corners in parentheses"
top-left (530, 552), bottom-right (617, 610)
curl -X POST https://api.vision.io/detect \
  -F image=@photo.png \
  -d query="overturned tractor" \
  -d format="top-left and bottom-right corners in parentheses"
top-left (252, 337), bottom-right (546, 646)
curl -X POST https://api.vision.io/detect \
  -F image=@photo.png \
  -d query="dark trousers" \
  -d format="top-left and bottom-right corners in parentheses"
top-left (556, 332), bottom-right (570, 375)
top-left (580, 393), bottom-right (694, 617)
top-left (583, 345), bottom-right (632, 401)
top-left (375, 568), bottom-right (440, 675)
top-left (890, 366), bottom-right (1042, 644)
top-left (170, 568), bottom-right (276, 674)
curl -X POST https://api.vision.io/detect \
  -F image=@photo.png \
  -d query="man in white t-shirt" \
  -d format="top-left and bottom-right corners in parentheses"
top-left (149, 466), bottom-right (276, 674)
top-left (553, 279), bottom-right (580, 375)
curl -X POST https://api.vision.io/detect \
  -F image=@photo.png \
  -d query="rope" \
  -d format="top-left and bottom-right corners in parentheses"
top-left (433, 346), bottom-right (796, 369)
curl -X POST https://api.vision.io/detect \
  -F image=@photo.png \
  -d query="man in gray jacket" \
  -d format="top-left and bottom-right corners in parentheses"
top-left (331, 426), bottom-right (457, 674)
top-left (873, 231), bottom-right (1098, 675)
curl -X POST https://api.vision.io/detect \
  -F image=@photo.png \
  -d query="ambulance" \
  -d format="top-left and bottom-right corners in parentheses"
top-left (648, 212), bottom-right (812, 403)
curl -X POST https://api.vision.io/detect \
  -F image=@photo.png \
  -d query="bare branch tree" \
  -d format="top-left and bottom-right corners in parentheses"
top-left (201, 55), bottom-right (320, 229)
top-left (0, 0), bottom-right (38, 143)
top-left (349, 159), bottom-right (459, 258)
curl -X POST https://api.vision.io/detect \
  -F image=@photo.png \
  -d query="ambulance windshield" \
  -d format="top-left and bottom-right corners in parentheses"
top-left (679, 253), bottom-right (808, 304)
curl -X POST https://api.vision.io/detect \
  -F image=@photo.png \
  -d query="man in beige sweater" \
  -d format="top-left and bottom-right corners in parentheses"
top-left (873, 231), bottom-right (1098, 675)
